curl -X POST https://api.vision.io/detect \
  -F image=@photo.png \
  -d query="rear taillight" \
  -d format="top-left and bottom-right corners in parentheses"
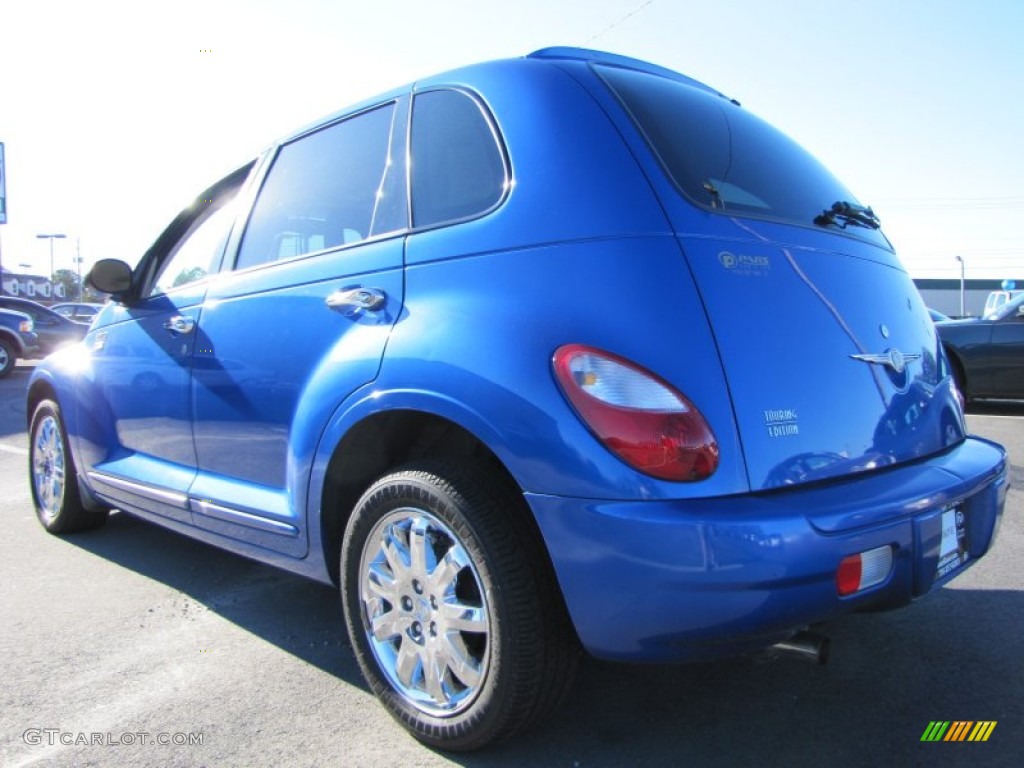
top-left (552, 344), bottom-right (718, 481)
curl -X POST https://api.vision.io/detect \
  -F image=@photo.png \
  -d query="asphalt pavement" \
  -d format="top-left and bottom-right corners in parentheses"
top-left (1, 362), bottom-right (1021, 767)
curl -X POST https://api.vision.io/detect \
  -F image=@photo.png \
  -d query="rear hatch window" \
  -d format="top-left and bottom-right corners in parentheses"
top-left (597, 65), bottom-right (888, 247)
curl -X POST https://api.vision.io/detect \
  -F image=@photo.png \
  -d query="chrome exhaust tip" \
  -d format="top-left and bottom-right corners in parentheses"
top-left (769, 631), bottom-right (830, 665)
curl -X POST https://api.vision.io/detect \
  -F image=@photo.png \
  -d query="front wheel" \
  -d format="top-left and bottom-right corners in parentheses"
top-left (341, 460), bottom-right (579, 751)
top-left (30, 399), bottom-right (109, 534)
top-left (0, 338), bottom-right (16, 378)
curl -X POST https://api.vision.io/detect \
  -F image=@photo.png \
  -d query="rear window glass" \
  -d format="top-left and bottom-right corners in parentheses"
top-left (597, 65), bottom-right (885, 244)
top-left (236, 103), bottom-right (400, 270)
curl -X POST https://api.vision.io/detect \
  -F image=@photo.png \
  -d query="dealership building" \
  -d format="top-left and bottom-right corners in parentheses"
top-left (914, 277), bottom-right (1024, 318)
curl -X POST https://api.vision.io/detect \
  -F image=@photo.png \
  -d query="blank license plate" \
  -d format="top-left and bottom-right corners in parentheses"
top-left (935, 503), bottom-right (969, 579)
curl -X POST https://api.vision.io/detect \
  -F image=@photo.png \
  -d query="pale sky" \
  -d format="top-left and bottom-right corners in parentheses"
top-left (1, 0), bottom-right (1022, 281)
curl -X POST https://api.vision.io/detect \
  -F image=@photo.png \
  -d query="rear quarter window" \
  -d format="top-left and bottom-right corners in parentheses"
top-left (410, 89), bottom-right (508, 228)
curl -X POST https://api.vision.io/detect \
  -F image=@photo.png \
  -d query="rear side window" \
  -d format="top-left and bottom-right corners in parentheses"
top-left (236, 103), bottom-right (400, 270)
top-left (410, 89), bottom-right (507, 228)
top-left (598, 65), bottom-right (885, 244)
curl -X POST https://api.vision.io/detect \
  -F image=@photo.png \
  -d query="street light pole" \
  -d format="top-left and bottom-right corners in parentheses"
top-left (955, 255), bottom-right (965, 317)
top-left (36, 233), bottom-right (66, 301)
top-left (75, 237), bottom-right (82, 302)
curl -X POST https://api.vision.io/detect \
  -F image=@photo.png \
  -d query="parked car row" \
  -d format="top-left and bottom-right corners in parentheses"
top-left (936, 291), bottom-right (1024, 401)
top-left (51, 301), bottom-right (105, 322)
top-left (0, 297), bottom-right (91, 377)
top-left (0, 308), bottom-right (38, 378)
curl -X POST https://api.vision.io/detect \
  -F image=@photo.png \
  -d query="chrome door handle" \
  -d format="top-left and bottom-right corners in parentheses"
top-left (163, 315), bottom-right (196, 334)
top-left (325, 287), bottom-right (387, 313)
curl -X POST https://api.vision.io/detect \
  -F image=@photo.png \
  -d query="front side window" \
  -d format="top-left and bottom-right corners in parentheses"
top-left (149, 200), bottom-right (238, 297)
top-left (598, 65), bottom-right (887, 245)
top-left (410, 89), bottom-right (507, 228)
top-left (236, 103), bottom-right (399, 271)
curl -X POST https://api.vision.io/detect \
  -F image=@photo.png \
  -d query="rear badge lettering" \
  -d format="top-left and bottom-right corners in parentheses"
top-left (719, 251), bottom-right (770, 277)
top-left (764, 408), bottom-right (799, 437)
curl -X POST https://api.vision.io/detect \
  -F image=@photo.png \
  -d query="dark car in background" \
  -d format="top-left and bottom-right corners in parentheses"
top-left (0, 297), bottom-right (89, 356)
top-left (51, 302), bottom-right (105, 323)
top-left (0, 308), bottom-right (40, 378)
top-left (937, 292), bottom-right (1024, 400)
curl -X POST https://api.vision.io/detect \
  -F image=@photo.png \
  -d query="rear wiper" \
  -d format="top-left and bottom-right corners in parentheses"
top-left (703, 180), bottom-right (723, 210)
top-left (814, 201), bottom-right (880, 230)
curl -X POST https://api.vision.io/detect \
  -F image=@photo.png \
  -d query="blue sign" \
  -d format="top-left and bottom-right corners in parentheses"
top-left (1002, 279), bottom-right (1016, 291)
top-left (0, 142), bottom-right (6, 225)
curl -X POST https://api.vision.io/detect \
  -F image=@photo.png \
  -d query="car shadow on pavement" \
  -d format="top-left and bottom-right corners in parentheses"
top-left (63, 511), bottom-right (1023, 767)
top-left (475, 586), bottom-right (1024, 768)
top-left (63, 510), bottom-right (365, 689)
top-left (0, 366), bottom-right (32, 440)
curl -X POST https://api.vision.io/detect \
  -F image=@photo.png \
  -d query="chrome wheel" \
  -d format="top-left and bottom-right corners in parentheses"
top-left (358, 507), bottom-right (490, 716)
top-left (29, 399), bottom-right (108, 534)
top-left (32, 413), bottom-right (67, 523)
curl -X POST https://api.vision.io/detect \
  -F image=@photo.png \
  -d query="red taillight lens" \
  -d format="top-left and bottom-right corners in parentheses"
top-left (552, 344), bottom-right (718, 481)
top-left (836, 546), bottom-right (893, 596)
top-left (836, 555), bottom-right (863, 597)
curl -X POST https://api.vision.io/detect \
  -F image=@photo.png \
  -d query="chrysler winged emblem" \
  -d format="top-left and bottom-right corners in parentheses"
top-left (850, 348), bottom-right (922, 374)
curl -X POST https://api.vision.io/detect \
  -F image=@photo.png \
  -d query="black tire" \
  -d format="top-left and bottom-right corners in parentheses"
top-left (340, 459), bottom-right (579, 751)
top-left (0, 337), bottom-right (16, 378)
top-left (29, 399), bottom-right (109, 534)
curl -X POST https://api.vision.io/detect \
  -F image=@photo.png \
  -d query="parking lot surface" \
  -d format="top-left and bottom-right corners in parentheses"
top-left (1, 363), bottom-right (1021, 767)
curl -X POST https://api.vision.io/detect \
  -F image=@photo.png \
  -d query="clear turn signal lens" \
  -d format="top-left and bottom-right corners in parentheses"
top-left (553, 344), bottom-right (719, 481)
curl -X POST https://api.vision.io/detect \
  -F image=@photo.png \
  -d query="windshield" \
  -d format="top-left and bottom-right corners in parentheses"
top-left (597, 65), bottom-right (889, 246)
top-left (988, 291), bottom-right (1024, 321)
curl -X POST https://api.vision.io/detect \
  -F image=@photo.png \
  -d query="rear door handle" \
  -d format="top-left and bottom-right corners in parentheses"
top-left (163, 315), bottom-right (196, 334)
top-left (325, 287), bottom-right (387, 313)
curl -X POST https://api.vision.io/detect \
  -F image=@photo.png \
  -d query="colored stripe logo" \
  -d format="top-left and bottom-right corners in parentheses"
top-left (921, 721), bottom-right (997, 742)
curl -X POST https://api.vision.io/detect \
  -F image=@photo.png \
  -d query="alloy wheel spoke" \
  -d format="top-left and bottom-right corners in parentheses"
top-left (423, 654), bottom-right (448, 705)
top-left (364, 561), bottom-right (397, 602)
top-left (428, 547), bottom-right (469, 595)
top-left (370, 609), bottom-right (410, 641)
top-left (382, 529), bottom-right (409, 577)
top-left (394, 639), bottom-right (422, 689)
top-left (440, 601), bottom-right (487, 633)
top-left (442, 634), bottom-right (483, 689)
top-left (408, 517), bottom-right (436, 580)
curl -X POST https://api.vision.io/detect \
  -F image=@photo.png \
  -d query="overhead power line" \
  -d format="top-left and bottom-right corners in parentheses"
top-left (585, 0), bottom-right (654, 44)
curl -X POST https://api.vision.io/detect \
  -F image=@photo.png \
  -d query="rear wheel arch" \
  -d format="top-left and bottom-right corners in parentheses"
top-left (318, 410), bottom-right (558, 591)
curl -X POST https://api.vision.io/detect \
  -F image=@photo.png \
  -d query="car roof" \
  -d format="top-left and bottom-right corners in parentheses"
top-left (274, 47), bottom-right (730, 150)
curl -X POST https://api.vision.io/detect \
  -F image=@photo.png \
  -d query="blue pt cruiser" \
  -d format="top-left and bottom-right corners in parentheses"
top-left (27, 47), bottom-right (1008, 750)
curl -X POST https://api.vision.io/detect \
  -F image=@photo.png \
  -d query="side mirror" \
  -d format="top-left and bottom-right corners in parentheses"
top-left (87, 259), bottom-right (133, 298)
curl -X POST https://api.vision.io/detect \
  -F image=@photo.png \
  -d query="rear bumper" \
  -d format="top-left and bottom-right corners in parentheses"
top-left (527, 436), bottom-right (1008, 662)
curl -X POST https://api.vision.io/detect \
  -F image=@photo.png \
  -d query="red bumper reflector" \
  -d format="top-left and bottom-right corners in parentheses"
top-left (837, 546), bottom-right (893, 596)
